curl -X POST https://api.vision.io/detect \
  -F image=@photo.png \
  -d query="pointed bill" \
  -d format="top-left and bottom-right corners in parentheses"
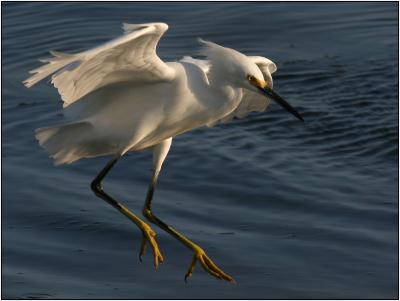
top-left (257, 86), bottom-right (304, 122)
top-left (248, 76), bottom-right (304, 122)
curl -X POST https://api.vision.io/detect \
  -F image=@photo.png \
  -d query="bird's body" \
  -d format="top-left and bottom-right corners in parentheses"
top-left (25, 22), bottom-right (303, 282)
top-left (33, 46), bottom-right (278, 165)
top-left (40, 60), bottom-right (243, 164)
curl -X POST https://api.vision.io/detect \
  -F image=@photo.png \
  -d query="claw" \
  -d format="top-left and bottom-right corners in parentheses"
top-left (138, 224), bottom-right (163, 269)
top-left (139, 235), bottom-right (146, 262)
top-left (184, 247), bottom-right (235, 283)
top-left (184, 255), bottom-right (197, 283)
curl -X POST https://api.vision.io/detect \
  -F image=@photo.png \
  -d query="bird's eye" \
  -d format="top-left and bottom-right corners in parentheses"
top-left (247, 75), bottom-right (255, 81)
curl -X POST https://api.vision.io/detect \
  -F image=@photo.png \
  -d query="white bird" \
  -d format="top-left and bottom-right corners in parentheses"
top-left (24, 22), bottom-right (303, 283)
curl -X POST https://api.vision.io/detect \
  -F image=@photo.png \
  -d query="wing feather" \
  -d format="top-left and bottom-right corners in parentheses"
top-left (24, 22), bottom-right (175, 107)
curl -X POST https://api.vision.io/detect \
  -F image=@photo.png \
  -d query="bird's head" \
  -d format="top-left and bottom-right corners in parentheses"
top-left (199, 39), bottom-right (303, 122)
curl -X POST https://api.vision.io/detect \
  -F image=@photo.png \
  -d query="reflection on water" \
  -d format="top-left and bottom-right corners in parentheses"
top-left (3, 2), bottom-right (398, 299)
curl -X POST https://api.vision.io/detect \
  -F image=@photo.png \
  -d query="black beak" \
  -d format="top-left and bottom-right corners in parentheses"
top-left (258, 86), bottom-right (304, 122)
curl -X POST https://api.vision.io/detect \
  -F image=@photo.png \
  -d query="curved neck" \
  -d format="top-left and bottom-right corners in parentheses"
top-left (207, 67), bottom-right (241, 105)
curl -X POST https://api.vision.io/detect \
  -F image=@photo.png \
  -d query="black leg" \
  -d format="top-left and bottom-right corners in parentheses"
top-left (90, 157), bottom-right (163, 268)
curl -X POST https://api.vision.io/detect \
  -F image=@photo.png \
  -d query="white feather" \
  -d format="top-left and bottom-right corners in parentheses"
top-left (26, 27), bottom-right (299, 165)
top-left (181, 53), bottom-right (278, 125)
top-left (24, 22), bottom-right (175, 107)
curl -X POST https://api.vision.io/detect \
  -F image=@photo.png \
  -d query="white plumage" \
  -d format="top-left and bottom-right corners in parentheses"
top-left (24, 22), bottom-right (293, 165)
top-left (25, 23), bottom-right (175, 107)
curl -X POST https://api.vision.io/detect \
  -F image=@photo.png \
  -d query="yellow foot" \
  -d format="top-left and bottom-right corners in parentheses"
top-left (184, 247), bottom-right (235, 283)
top-left (138, 223), bottom-right (164, 269)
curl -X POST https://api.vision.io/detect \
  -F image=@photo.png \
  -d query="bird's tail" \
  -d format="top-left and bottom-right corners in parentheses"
top-left (35, 121), bottom-right (93, 165)
top-left (23, 50), bottom-right (77, 88)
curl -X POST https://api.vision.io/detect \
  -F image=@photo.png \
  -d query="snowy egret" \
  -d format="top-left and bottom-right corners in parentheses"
top-left (24, 22), bottom-right (303, 283)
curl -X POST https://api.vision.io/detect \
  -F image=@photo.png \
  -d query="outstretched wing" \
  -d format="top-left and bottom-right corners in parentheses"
top-left (23, 22), bottom-right (175, 107)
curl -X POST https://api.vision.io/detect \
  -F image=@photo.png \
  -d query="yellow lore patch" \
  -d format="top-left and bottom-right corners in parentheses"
top-left (247, 75), bottom-right (266, 88)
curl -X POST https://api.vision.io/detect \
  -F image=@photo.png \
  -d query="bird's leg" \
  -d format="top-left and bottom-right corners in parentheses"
top-left (142, 139), bottom-right (235, 283)
top-left (142, 170), bottom-right (234, 283)
top-left (91, 156), bottom-right (163, 269)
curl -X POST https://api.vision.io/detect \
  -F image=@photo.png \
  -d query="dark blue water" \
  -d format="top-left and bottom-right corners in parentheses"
top-left (3, 2), bottom-right (398, 299)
